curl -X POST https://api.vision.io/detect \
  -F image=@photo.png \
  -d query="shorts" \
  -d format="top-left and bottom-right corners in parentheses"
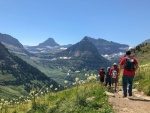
top-left (100, 77), bottom-right (104, 83)
top-left (111, 78), bottom-right (118, 84)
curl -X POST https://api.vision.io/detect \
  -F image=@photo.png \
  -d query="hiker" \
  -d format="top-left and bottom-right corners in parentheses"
top-left (99, 67), bottom-right (106, 85)
top-left (105, 67), bottom-right (111, 88)
top-left (109, 63), bottom-right (119, 92)
top-left (119, 50), bottom-right (138, 98)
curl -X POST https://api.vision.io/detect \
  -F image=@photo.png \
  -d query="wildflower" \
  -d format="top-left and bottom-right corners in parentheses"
top-left (87, 75), bottom-right (97, 82)
top-left (75, 77), bottom-right (79, 82)
top-left (64, 80), bottom-right (68, 84)
top-left (72, 82), bottom-right (76, 85)
top-left (1, 99), bottom-right (4, 102)
top-left (30, 90), bottom-right (35, 96)
top-left (41, 92), bottom-right (43, 95)
top-left (55, 88), bottom-right (58, 91)
top-left (50, 84), bottom-right (53, 89)
top-left (75, 70), bottom-right (80, 73)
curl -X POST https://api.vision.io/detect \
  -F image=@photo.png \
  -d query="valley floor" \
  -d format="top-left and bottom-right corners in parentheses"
top-left (108, 86), bottom-right (150, 113)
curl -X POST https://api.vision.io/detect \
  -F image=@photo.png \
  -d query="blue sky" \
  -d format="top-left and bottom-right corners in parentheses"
top-left (0, 0), bottom-right (150, 46)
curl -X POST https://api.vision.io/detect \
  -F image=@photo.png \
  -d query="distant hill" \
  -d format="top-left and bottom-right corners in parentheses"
top-left (0, 33), bottom-right (32, 56)
top-left (131, 43), bottom-right (150, 65)
top-left (86, 36), bottom-right (129, 55)
top-left (0, 42), bottom-right (59, 99)
top-left (56, 36), bottom-right (111, 71)
top-left (139, 38), bottom-right (150, 45)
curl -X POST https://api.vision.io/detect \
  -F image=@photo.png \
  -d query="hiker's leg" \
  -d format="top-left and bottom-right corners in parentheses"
top-left (111, 78), bottom-right (114, 87)
top-left (128, 76), bottom-right (134, 96)
top-left (122, 75), bottom-right (128, 97)
top-left (105, 78), bottom-right (108, 86)
top-left (115, 82), bottom-right (117, 92)
top-left (109, 76), bottom-right (111, 87)
top-left (115, 78), bottom-right (118, 91)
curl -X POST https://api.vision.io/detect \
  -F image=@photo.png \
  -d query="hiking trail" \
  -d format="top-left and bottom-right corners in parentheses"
top-left (106, 86), bottom-right (150, 113)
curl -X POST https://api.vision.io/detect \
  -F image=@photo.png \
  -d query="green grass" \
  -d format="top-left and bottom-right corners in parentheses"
top-left (129, 44), bottom-right (150, 95)
top-left (1, 81), bottom-right (114, 113)
top-left (134, 64), bottom-right (150, 95)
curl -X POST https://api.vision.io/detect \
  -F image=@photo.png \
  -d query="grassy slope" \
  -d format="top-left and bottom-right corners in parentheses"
top-left (17, 54), bottom-right (98, 86)
top-left (131, 44), bottom-right (150, 95)
top-left (132, 44), bottom-right (150, 65)
top-left (1, 82), bottom-right (114, 113)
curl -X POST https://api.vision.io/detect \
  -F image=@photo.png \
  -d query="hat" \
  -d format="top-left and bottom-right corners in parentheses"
top-left (113, 63), bottom-right (117, 65)
top-left (107, 67), bottom-right (110, 71)
top-left (100, 67), bottom-right (104, 70)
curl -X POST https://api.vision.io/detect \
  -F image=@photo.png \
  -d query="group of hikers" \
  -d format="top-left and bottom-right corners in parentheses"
top-left (99, 50), bottom-right (139, 98)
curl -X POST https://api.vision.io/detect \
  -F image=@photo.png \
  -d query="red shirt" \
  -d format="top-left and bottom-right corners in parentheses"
top-left (99, 70), bottom-right (105, 78)
top-left (119, 56), bottom-right (138, 76)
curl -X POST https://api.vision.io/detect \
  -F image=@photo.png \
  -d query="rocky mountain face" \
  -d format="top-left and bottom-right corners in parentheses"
top-left (25, 36), bottom-right (129, 55)
top-left (0, 42), bottom-right (59, 98)
top-left (55, 37), bottom-right (111, 71)
top-left (0, 33), bottom-right (32, 56)
top-left (86, 36), bottom-right (129, 55)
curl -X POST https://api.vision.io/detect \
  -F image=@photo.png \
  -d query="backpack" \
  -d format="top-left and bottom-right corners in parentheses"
top-left (112, 68), bottom-right (118, 78)
top-left (124, 57), bottom-right (135, 71)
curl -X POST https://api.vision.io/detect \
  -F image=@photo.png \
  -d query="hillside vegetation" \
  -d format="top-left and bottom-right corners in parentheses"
top-left (0, 78), bottom-right (114, 113)
top-left (131, 44), bottom-right (150, 95)
top-left (0, 42), bottom-right (59, 99)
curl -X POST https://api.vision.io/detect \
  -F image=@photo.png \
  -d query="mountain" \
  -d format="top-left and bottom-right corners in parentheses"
top-left (38, 38), bottom-right (60, 47)
top-left (0, 33), bottom-right (32, 56)
top-left (0, 42), bottom-right (60, 99)
top-left (86, 36), bottom-right (129, 55)
top-left (25, 38), bottom-right (71, 53)
top-left (55, 36), bottom-right (111, 71)
top-left (25, 36), bottom-right (129, 57)
top-left (139, 38), bottom-right (150, 45)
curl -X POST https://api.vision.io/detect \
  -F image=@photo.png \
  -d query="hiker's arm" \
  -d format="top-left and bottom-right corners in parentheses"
top-left (134, 58), bottom-right (139, 71)
top-left (135, 64), bottom-right (139, 71)
top-left (119, 65), bottom-right (123, 75)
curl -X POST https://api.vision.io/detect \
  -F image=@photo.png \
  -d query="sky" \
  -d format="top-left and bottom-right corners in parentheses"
top-left (0, 0), bottom-right (150, 46)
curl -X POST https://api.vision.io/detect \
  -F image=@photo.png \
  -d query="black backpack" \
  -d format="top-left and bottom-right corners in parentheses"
top-left (124, 57), bottom-right (135, 71)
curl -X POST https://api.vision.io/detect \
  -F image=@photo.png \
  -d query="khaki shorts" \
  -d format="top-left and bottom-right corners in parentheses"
top-left (112, 78), bottom-right (118, 83)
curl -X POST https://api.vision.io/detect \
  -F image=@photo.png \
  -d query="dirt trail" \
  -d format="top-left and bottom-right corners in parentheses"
top-left (107, 86), bottom-right (150, 113)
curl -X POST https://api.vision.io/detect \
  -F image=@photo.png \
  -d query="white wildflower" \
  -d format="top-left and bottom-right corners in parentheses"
top-left (50, 84), bottom-right (53, 89)
top-left (64, 80), bottom-right (68, 84)
top-left (75, 77), bottom-right (79, 82)
top-left (72, 82), bottom-right (76, 85)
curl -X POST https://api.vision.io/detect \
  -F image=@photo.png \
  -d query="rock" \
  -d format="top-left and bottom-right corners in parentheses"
top-left (105, 91), bottom-right (115, 97)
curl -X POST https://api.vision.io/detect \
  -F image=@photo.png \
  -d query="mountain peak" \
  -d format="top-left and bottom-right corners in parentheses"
top-left (56, 37), bottom-right (111, 70)
top-left (38, 38), bottom-right (60, 47)
top-left (81, 36), bottom-right (91, 42)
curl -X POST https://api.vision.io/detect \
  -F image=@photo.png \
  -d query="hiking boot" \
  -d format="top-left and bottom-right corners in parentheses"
top-left (129, 93), bottom-right (132, 96)
top-left (122, 95), bottom-right (127, 98)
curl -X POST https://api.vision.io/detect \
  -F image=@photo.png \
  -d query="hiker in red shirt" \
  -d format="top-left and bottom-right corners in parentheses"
top-left (119, 50), bottom-right (138, 98)
top-left (109, 63), bottom-right (119, 92)
top-left (99, 67), bottom-right (106, 85)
